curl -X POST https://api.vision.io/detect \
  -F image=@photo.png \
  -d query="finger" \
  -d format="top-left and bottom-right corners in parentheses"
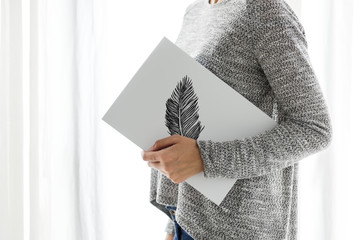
top-left (142, 150), bottom-right (160, 163)
top-left (156, 167), bottom-right (167, 176)
top-left (147, 161), bottom-right (168, 177)
top-left (148, 161), bottom-right (162, 171)
top-left (149, 134), bottom-right (181, 151)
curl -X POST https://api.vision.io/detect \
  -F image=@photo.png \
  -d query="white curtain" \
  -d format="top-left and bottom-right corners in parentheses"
top-left (296, 0), bottom-right (360, 239)
top-left (0, 0), bottom-right (104, 239)
top-left (1, 0), bottom-right (359, 240)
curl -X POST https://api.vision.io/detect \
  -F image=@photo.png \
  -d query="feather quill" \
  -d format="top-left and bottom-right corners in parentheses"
top-left (165, 75), bottom-right (205, 140)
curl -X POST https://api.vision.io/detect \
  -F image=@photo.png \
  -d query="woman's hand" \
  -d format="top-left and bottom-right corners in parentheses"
top-left (165, 233), bottom-right (174, 240)
top-left (141, 134), bottom-right (204, 184)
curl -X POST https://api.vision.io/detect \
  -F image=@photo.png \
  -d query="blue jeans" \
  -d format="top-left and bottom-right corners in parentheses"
top-left (165, 206), bottom-right (194, 240)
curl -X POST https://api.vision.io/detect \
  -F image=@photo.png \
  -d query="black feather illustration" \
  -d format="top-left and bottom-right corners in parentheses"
top-left (165, 75), bottom-right (205, 140)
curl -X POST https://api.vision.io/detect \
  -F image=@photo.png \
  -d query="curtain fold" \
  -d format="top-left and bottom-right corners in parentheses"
top-left (0, 0), bottom-right (24, 239)
top-left (1, 0), bottom-right (103, 239)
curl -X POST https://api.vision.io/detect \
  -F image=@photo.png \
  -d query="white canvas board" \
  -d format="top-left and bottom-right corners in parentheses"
top-left (102, 36), bottom-right (277, 206)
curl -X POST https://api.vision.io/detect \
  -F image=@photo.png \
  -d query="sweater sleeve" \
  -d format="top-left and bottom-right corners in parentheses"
top-left (164, 218), bottom-right (175, 235)
top-left (196, 0), bottom-right (332, 179)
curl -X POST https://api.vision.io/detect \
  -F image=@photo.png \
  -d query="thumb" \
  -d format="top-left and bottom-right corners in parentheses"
top-left (148, 135), bottom-right (180, 151)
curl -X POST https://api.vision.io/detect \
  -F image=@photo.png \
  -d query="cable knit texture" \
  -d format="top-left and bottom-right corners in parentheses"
top-left (149, 0), bottom-right (332, 239)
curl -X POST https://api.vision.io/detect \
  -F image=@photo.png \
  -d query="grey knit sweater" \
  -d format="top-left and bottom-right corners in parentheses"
top-left (149, 0), bottom-right (333, 239)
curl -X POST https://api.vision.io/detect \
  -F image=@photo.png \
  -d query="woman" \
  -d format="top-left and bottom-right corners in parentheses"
top-left (141, 0), bottom-right (332, 239)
